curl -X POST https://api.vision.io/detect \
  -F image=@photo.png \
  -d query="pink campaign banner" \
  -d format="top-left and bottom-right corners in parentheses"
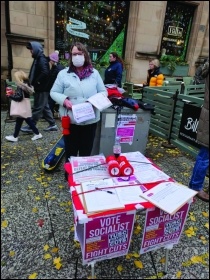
top-left (83, 211), bottom-right (135, 264)
top-left (140, 202), bottom-right (191, 254)
top-left (116, 127), bottom-right (135, 143)
top-left (117, 127), bottom-right (135, 137)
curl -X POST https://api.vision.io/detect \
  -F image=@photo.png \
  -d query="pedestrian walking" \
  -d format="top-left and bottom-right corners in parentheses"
top-left (189, 57), bottom-right (209, 202)
top-left (21, 41), bottom-right (58, 133)
top-left (5, 70), bottom-right (43, 142)
top-left (46, 51), bottom-right (65, 117)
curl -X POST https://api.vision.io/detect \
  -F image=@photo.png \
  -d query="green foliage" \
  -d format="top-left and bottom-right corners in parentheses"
top-left (59, 59), bottom-right (69, 67)
top-left (92, 60), bottom-right (109, 71)
top-left (92, 28), bottom-right (130, 71)
top-left (160, 55), bottom-right (188, 74)
top-left (92, 58), bottom-right (130, 72)
top-left (100, 28), bottom-right (125, 64)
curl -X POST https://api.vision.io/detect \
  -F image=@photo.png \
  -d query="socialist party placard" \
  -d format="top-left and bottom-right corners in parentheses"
top-left (81, 211), bottom-right (135, 264)
top-left (140, 203), bottom-right (190, 254)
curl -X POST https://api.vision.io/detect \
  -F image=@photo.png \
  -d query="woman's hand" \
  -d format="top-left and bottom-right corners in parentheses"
top-left (63, 99), bottom-right (72, 110)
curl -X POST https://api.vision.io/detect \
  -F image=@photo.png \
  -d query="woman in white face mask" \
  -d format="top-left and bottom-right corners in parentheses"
top-left (50, 42), bottom-right (107, 180)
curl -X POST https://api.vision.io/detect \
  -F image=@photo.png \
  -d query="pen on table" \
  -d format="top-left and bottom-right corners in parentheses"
top-left (95, 187), bottom-right (114, 194)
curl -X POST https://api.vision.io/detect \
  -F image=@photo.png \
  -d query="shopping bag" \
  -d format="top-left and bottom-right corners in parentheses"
top-left (10, 97), bottom-right (32, 118)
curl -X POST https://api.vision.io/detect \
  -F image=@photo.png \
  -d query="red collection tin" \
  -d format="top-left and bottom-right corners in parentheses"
top-left (106, 155), bottom-right (121, 177)
top-left (117, 156), bottom-right (134, 176)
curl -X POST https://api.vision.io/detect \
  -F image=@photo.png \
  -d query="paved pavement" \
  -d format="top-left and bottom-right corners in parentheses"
top-left (1, 109), bottom-right (209, 279)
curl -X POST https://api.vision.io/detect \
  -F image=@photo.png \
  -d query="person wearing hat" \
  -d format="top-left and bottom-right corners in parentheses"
top-left (46, 51), bottom-right (65, 117)
top-left (21, 41), bottom-right (58, 132)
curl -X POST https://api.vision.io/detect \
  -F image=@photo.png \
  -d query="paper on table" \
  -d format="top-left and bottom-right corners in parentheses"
top-left (140, 181), bottom-right (197, 215)
top-left (75, 178), bottom-right (147, 208)
top-left (72, 102), bottom-right (95, 123)
top-left (121, 151), bottom-right (151, 164)
top-left (135, 165), bottom-right (170, 184)
top-left (81, 179), bottom-right (124, 213)
top-left (120, 153), bottom-right (152, 175)
top-left (74, 184), bottom-right (85, 207)
top-left (87, 92), bottom-right (112, 111)
top-left (115, 185), bottom-right (147, 204)
top-left (70, 155), bottom-right (109, 184)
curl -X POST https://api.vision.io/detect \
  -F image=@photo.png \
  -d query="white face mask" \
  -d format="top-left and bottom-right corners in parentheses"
top-left (72, 55), bottom-right (85, 67)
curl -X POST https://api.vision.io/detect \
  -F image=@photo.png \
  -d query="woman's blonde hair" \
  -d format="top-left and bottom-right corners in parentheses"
top-left (14, 70), bottom-right (29, 84)
top-left (151, 59), bottom-right (160, 68)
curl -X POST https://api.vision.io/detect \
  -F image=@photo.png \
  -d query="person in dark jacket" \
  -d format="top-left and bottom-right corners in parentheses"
top-left (46, 51), bottom-right (65, 117)
top-left (104, 52), bottom-right (124, 87)
top-left (189, 58), bottom-right (209, 202)
top-left (193, 58), bottom-right (207, 85)
top-left (21, 41), bottom-right (58, 132)
top-left (5, 70), bottom-right (42, 142)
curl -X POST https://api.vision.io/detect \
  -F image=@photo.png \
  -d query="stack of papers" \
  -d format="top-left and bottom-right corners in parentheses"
top-left (79, 177), bottom-right (148, 214)
top-left (87, 92), bottom-right (113, 111)
top-left (81, 179), bottom-right (124, 213)
top-left (69, 152), bottom-right (198, 216)
top-left (122, 151), bottom-right (170, 184)
top-left (70, 155), bottom-right (109, 184)
top-left (140, 181), bottom-right (197, 215)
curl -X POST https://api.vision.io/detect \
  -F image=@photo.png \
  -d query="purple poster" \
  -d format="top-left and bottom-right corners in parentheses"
top-left (83, 211), bottom-right (135, 264)
top-left (116, 114), bottom-right (137, 144)
top-left (140, 202), bottom-right (190, 254)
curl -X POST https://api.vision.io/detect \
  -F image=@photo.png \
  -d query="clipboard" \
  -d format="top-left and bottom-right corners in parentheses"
top-left (81, 180), bottom-right (125, 214)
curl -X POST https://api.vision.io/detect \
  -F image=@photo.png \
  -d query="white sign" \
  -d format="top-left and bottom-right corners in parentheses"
top-left (66, 17), bottom-right (89, 39)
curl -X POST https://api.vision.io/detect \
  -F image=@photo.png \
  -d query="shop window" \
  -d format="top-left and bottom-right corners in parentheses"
top-left (55, 1), bottom-right (130, 62)
top-left (160, 2), bottom-right (195, 61)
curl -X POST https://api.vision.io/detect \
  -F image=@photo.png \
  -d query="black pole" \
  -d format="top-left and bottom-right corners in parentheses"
top-left (180, 81), bottom-right (185, 94)
top-left (5, 1), bottom-right (12, 81)
top-left (4, 1), bottom-right (16, 122)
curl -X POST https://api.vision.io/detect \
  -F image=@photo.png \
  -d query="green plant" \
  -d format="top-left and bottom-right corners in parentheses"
top-left (160, 55), bottom-right (188, 74)
top-left (59, 58), bottom-right (69, 67)
top-left (93, 58), bottom-right (130, 72)
top-left (92, 60), bottom-right (108, 72)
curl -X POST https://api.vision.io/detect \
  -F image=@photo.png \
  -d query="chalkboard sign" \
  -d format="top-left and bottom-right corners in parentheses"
top-left (178, 103), bottom-right (201, 148)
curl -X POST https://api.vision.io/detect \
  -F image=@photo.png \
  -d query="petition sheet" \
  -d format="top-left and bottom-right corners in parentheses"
top-left (72, 102), bottom-right (95, 123)
top-left (121, 151), bottom-right (170, 183)
top-left (70, 155), bottom-right (109, 184)
top-left (134, 164), bottom-right (170, 184)
top-left (81, 179), bottom-right (124, 213)
top-left (140, 181), bottom-right (197, 215)
top-left (115, 186), bottom-right (147, 204)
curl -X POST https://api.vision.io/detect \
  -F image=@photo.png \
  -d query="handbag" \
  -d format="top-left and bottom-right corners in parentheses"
top-left (10, 96), bottom-right (32, 118)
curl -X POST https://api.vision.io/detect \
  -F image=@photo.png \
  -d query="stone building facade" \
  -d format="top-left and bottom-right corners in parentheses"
top-left (1, 1), bottom-right (209, 104)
